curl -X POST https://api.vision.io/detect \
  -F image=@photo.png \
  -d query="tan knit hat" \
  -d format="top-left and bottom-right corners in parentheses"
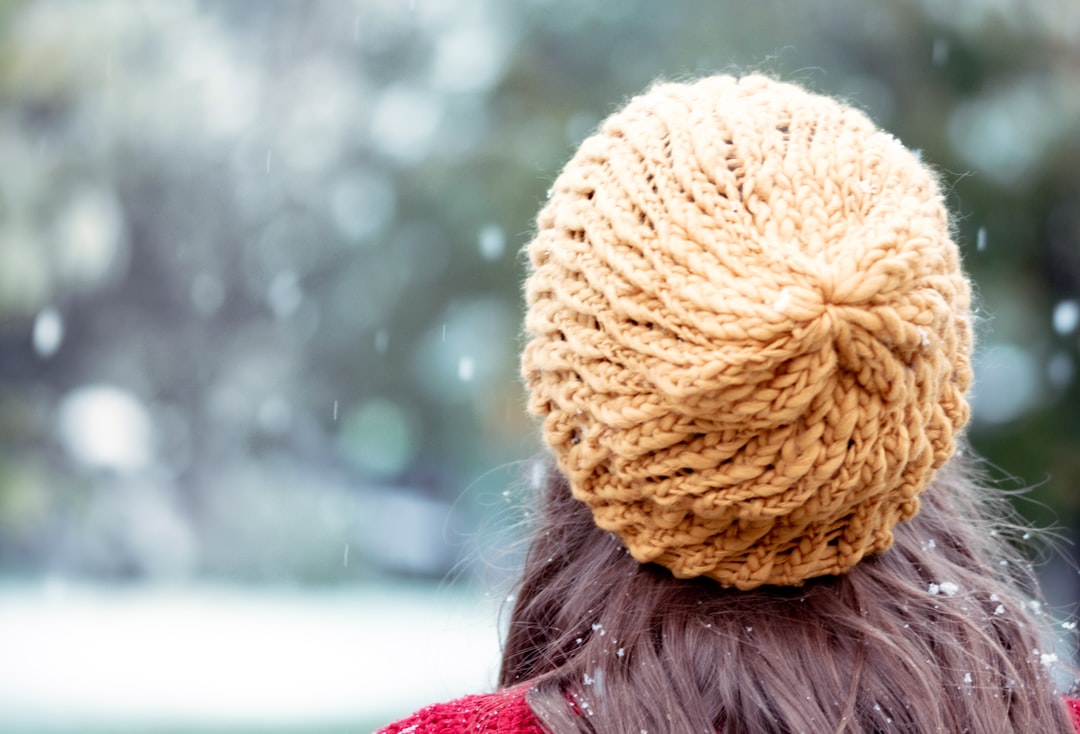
top-left (521, 74), bottom-right (973, 590)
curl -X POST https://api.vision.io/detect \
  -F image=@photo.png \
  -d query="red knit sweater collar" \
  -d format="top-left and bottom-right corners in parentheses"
top-left (379, 688), bottom-right (1080, 733)
top-left (377, 687), bottom-right (542, 734)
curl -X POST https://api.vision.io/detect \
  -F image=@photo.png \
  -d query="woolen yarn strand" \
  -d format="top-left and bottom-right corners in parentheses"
top-left (521, 74), bottom-right (974, 590)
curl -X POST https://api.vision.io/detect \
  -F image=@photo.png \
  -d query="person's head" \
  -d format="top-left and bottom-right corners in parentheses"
top-left (503, 74), bottom-right (1072, 733)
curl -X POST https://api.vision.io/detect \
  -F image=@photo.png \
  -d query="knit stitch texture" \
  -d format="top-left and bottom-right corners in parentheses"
top-left (376, 688), bottom-right (543, 734)
top-left (521, 74), bottom-right (974, 589)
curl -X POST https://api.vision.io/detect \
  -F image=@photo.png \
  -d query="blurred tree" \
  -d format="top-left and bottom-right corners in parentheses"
top-left (0, 0), bottom-right (1075, 590)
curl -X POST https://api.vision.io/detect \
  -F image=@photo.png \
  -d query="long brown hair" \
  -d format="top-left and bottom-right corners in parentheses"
top-left (499, 452), bottom-right (1074, 733)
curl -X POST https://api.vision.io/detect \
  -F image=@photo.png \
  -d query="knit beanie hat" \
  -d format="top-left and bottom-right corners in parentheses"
top-left (521, 74), bottom-right (974, 590)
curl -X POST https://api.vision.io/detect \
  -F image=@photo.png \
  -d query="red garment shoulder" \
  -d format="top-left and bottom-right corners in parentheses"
top-left (1066, 698), bottom-right (1080, 733)
top-left (376, 687), bottom-right (543, 734)
top-left (379, 692), bottom-right (1080, 733)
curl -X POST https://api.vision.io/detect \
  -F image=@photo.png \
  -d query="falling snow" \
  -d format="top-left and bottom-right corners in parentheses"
top-left (1053, 300), bottom-right (1079, 335)
top-left (457, 356), bottom-right (475, 381)
top-left (928, 581), bottom-right (959, 596)
top-left (478, 224), bottom-right (506, 261)
top-left (773, 288), bottom-right (792, 313)
top-left (32, 307), bottom-right (65, 358)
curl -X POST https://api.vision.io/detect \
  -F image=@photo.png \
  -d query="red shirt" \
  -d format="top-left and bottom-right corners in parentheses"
top-left (379, 689), bottom-right (1080, 733)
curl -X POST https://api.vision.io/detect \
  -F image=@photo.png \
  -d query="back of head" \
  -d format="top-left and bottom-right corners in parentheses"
top-left (506, 74), bottom-right (1073, 733)
top-left (522, 73), bottom-right (973, 591)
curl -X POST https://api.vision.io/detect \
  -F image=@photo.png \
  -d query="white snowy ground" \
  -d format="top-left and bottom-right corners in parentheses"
top-left (0, 580), bottom-right (502, 733)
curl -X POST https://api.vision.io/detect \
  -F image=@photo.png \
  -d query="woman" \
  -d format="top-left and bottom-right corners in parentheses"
top-left (378, 74), bottom-right (1079, 733)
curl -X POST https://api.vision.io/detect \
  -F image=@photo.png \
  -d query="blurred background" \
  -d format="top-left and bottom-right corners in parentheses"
top-left (0, 0), bottom-right (1077, 731)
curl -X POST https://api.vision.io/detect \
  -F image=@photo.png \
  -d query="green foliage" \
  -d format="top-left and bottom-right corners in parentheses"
top-left (0, 0), bottom-right (1076, 585)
